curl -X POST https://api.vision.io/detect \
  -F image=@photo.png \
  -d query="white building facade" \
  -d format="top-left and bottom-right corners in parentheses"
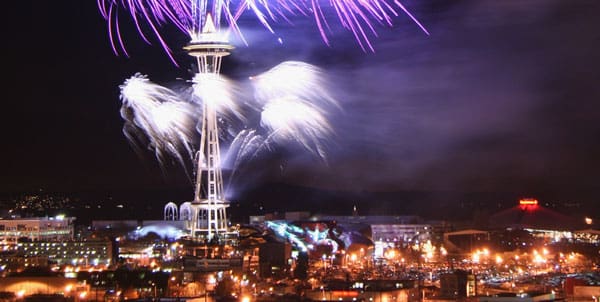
top-left (0, 216), bottom-right (75, 247)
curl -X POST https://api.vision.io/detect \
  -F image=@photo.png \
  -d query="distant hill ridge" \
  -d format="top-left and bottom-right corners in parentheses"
top-left (2, 182), bottom-right (595, 224)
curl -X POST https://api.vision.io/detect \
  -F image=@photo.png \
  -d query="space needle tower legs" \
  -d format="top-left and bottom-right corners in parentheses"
top-left (184, 12), bottom-right (234, 242)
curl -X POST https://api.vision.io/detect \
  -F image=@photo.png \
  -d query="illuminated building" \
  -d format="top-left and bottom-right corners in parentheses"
top-left (0, 274), bottom-right (87, 299)
top-left (0, 216), bottom-right (74, 248)
top-left (264, 220), bottom-right (345, 258)
top-left (91, 220), bottom-right (186, 240)
top-left (479, 292), bottom-right (557, 302)
top-left (312, 214), bottom-right (448, 246)
top-left (259, 213), bottom-right (457, 263)
top-left (117, 241), bottom-right (164, 266)
top-left (303, 279), bottom-right (418, 301)
top-left (489, 198), bottom-right (583, 243)
top-left (490, 198), bottom-right (579, 230)
top-left (181, 255), bottom-right (243, 272)
top-left (572, 229), bottom-right (600, 244)
top-left (90, 219), bottom-right (244, 268)
top-left (443, 229), bottom-right (490, 253)
top-left (0, 251), bottom-right (27, 272)
top-left (16, 239), bottom-right (112, 266)
top-left (1, 250), bottom-right (48, 269)
top-left (371, 223), bottom-right (435, 244)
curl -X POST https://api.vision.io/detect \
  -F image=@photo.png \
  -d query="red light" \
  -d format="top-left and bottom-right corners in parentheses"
top-left (519, 198), bottom-right (539, 210)
top-left (331, 291), bottom-right (359, 297)
top-left (519, 198), bottom-right (538, 206)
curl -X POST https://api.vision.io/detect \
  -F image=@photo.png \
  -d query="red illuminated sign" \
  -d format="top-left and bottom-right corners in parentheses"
top-left (519, 198), bottom-right (539, 210)
top-left (519, 198), bottom-right (538, 206)
top-left (331, 291), bottom-right (359, 297)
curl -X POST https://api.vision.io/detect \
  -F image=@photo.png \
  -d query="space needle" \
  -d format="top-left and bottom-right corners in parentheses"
top-left (183, 5), bottom-right (234, 242)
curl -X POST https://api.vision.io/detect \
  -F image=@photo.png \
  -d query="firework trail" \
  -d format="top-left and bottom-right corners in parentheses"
top-left (119, 61), bottom-right (339, 178)
top-left (98, 0), bottom-right (428, 63)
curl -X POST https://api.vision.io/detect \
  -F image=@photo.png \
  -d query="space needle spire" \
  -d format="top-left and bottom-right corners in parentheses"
top-left (183, 10), bottom-right (234, 242)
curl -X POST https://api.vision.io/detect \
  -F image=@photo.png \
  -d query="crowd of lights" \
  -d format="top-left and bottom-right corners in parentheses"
top-left (2, 236), bottom-right (597, 301)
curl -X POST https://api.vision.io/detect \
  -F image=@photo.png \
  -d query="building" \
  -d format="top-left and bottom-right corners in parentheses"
top-left (484, 198), bottom-right (592, 252)
top-left (311, 215), bottom-right (448, 252)
top-left (0, 216), bottom-right (75, 248)
top-left (0, 268), bottom-right (90, 299)
top-left (91, 220), bottom-right (186, 240)
top-left (479, 292), bottom-right (556, 302)
top-left (443, 229), bottom-right (490, 253)
top-left (0, 251), bottom-right (26, 273)
top-left (439, 270), bottom-right (476, 298)
top-left (489, 198), bottom-right (581, 232)
top-left (259, 241), bottom-right (292, 278)
top-left (312, 214), bottom-right (449, 247)
top-left (0, 275), bottom-right (85, 299)
top-left (16, 239), bottom-right (113, 267)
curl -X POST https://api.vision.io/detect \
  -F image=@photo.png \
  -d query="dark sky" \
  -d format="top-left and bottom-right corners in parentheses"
top-left (3, 0), bottom-right (600, 203)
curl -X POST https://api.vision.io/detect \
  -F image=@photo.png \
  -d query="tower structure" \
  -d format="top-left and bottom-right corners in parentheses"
top-left (183, 13), bottom-right (234, 242)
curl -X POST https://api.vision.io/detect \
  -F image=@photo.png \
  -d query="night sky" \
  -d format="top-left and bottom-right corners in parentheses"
top-left (3, 1), bottom-right (600, 206)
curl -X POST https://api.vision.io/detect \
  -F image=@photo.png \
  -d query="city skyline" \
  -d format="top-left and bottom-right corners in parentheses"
top-left (3, 1), bottom-right (599, 210)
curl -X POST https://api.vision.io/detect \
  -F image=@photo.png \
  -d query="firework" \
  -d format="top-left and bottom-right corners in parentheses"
top-left (120, 61), bottom-right (338, 176)
top-left (98, 0), bottom-right (428, 62)
top-left (119, 73), bottom-right (198, 169)
top-left (261, 96), bottom-right (333, 160)
top-left (191, 72), bottom-right (245, 123)
top-left (250, 61), bottom-right (338, 108)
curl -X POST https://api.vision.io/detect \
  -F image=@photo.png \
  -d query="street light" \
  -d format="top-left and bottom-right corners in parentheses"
top-left (171, 276), bottom-right (179, 298)
top-left (152, 282), bottom-right (157, 299)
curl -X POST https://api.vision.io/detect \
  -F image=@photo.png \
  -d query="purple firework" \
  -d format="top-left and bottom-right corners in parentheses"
top-left (97, 0), bottom-right (428, 63)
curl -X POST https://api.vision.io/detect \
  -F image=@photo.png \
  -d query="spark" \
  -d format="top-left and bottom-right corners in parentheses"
top-left (98, 0), bottom-right (428, 62)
